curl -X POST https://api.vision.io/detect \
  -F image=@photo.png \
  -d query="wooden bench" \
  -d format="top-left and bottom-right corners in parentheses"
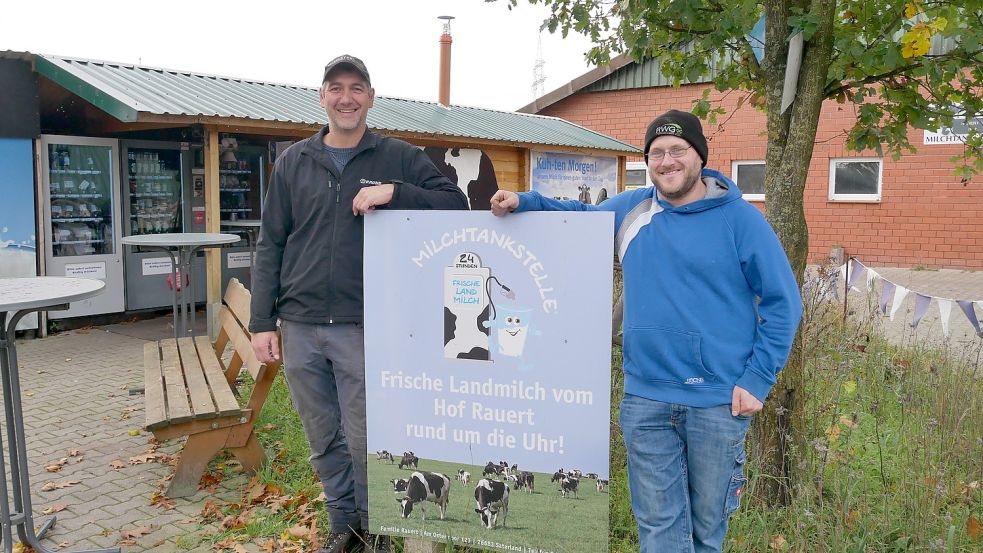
top-left (143, 278), bottom-right (281, 497)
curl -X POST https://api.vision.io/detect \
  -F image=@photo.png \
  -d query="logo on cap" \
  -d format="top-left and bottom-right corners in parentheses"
top-left (653, 123), bottom-right (684, 136)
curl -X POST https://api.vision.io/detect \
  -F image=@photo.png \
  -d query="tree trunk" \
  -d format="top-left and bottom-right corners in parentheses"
top-left (752, 0), bottom-right (837, 505)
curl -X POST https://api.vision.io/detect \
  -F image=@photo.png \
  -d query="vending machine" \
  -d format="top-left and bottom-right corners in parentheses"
top-left (215, 137), bottom-right (267, 289)
top-left (40, 135), bottom-right (125, 318)
top-left (120, 140), bottom-right (206, 310)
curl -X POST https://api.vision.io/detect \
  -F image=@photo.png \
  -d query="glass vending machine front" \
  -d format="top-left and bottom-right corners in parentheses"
top-left (41, 135), bottom-right (125, 318)
top-left (126, 147), bottom-right (183, 235)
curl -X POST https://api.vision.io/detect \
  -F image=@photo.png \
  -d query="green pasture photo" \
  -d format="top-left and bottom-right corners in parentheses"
top-left (368, 457), bottom-right (608, 553)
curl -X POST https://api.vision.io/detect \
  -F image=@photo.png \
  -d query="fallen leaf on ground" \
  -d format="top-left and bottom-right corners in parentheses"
top-left (109, 460), bottom-right (126, 470)
top-left (127, 429), bottom-right (141, 436)
top-left (129, 453), bottom-right (161, 464)
top-left (120, 525), bottom-right (155, 539)
top-left (42, 504), bottom-right (68, 515)
top-left (40, 480), bottom-right (80, 491)
top-left (150, 492), bottom-right (176, 510)
top-left (968, 514), bottom-right (982, 539)
top-left (769, 534), bottom-right (787, 550)
top-left (43, 458), bottom-right (69, 472)
top-left (68, 449), bottom-right (83, 457)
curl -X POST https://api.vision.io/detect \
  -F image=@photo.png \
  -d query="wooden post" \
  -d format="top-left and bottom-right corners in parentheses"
top-left (203, 128), bottom-right (222, 339)
top-left (618, 155), bottom-right (627, 194)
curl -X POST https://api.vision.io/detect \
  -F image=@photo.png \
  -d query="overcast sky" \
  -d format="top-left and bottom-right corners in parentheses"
top-left (6, 0), bottom-right (601, 112)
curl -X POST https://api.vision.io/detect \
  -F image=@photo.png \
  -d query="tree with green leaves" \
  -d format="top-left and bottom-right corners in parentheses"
top-left (505, 0), bottom-right (983, 504)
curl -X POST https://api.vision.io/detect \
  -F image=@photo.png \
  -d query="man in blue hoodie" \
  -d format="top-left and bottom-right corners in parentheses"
top-left (490, 110), bottom-right (802, 552)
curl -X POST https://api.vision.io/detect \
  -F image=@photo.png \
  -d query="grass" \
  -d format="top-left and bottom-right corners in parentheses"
top-left (191, 271), bottom-right (981, 552)
top-left (368, 459), bottom-right (607, 552)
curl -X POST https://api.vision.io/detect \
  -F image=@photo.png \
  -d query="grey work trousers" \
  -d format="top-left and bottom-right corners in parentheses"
top-left (280, 320), bottom-right (368, 532)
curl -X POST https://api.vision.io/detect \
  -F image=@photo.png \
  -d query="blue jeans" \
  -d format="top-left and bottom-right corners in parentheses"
top-left (619, 394), bottom-right (750, 553)
top-left (280, 320), bottom-right (368, 532)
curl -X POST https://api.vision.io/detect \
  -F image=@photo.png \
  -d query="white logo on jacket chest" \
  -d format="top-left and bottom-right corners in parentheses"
top-left (684, 377), bottom-right (705, 385)
top-left (359, 178), bottom-right (382, 185)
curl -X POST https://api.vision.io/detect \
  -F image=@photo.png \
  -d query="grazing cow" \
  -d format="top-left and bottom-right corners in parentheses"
top-left (568, 469), bottom-right (583, 479)
top-left (512, 471), bottom-right (535, 493)
top-left (376, 450), bottom-right (394, 463)
top-left (457, 469), bottom-right (471, 486)
top-left (483, 462), bottom-right (503, 477)
top-left (585, 472), bottom-right (599, 480)
top-left (396, 472), bottom-right (450, 520)
top-left (473, 479), bottom-right (510, 529)
top-left (550, 471), bottom-right (565, 483)
top-left (559, 476), bottom-right (579, 498)
top-left (391, 478), bottom-right (409, 494)
top-left (399, 453), bottom-right (419, 470)
top-left (596, 479), bottom-right (609, 492)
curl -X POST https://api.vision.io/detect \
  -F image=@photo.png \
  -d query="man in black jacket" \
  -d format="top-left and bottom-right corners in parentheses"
top-left (249, 54), bottom-right (467, 553)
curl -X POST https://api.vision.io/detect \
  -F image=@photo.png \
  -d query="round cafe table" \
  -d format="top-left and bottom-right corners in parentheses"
top-left (0, 277), bottom-right (117, 553)
top-left (121, 233), bottom-right (240, 339)
top-left (220, 220), bottom-right (261, 287)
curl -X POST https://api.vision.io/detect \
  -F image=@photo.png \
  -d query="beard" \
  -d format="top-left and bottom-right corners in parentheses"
top-left (653, 168), bottom-right (702, 201)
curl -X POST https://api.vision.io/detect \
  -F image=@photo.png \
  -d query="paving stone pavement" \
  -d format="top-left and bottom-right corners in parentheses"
top-left (3, 265), bottom-right (981, 552)
top-left (5, 319), bottom-right (256, 553)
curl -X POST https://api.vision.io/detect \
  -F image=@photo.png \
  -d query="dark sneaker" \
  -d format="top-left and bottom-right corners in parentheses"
top-left (353, 531), bottom-right (392, 553)
top-left (315, 528), bottom-right (356, 553)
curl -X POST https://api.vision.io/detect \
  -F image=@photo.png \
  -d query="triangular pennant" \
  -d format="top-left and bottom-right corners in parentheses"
top-left (957, 300), bottom-right (982, 337)
top-left (890, 285), bottom-right (910, 321)
top-left (838, 263), bottom-right (847, 286)
top-left (938, 299), bottom-right (953, 338)
top-left (866, 268), bottom-right (879, 291)
top-left (847, 259), bottom-right (865, 290)
top-left (879, 281), bottom-right (896, 315)
top-left (911, 294), bottom-right (932, 328)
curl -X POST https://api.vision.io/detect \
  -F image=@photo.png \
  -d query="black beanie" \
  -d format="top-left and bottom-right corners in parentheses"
top-left (644, 110), bottom-right (708, 167)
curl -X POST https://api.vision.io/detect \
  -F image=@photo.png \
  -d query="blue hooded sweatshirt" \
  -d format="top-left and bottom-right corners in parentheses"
top-left (515, 169), bottom-right (802, 407)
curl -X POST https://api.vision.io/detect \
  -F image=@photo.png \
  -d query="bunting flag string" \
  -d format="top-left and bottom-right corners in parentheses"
top-left (824, 258), bottom-right (983, 338)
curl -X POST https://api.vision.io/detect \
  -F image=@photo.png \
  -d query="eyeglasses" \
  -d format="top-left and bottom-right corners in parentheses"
top-left (647, 145), bottom-right (692, 161)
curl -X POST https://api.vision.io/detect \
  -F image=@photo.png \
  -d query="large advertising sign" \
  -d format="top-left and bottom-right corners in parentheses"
top-left (365, 211), bottom-right (613, 553)
top-left (0, 138), bottom-right (39, 330)
top-left (530, 150), bottom-right (618, 205)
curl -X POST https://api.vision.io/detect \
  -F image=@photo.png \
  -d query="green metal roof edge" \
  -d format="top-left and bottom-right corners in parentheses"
top-left (36, 55), bottom-right (139, 122)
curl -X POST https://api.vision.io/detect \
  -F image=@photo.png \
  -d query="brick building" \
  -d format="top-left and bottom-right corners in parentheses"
top-left (520, 56), bottom-right (982, 270)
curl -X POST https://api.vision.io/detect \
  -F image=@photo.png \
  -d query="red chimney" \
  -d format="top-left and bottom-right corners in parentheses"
top-left (438, 15), bottom-right (454, 106)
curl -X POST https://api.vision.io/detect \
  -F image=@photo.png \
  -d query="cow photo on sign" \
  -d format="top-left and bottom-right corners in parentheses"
top-left (364, 211), bottom-right (613, 553)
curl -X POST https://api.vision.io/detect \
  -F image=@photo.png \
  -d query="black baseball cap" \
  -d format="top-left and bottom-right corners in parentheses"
top-left (322, 54), bottom-right (371, 85)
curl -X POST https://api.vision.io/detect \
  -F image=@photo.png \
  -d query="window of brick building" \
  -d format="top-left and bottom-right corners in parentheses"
top-left (625, 161), bottom-right (650, 190)
top-left (732, 160), bottom-right (766, 201)
top-left (828, 158), bottom-right (882, 202)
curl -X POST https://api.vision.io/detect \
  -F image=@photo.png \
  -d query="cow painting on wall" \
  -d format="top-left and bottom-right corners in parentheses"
top-left (424, 147), bottom-right (499, 210)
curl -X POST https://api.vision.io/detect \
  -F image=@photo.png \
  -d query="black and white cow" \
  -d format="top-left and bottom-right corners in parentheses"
top-left (399, 453), bottom-right (419, 470)
top-left (396, 471), bottom-right (450, 520)
top-left (512, 471), bottom-right (535, 493)
top-left (596, 479), bottom-right (609, 492)
top-left (457, 469), bottom-right (471, 486)
top-left (585, 472), bottom-right (599, 481)
top-left (482, 462), bottom-right (503, 477)
top-left (391, 478), bottom-right (409, 494)
top-left (376, 450), bottom-right (394, 463)
top-left (559, 476), bottom-right (579, 498)
top-left (473, 478), bottom-right (510, 529)
top-left (550, 471), bottom-right (565, 483)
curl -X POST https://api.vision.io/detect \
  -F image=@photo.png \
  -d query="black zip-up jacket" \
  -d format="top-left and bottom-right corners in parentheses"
top-left (248, 127), bottom-right (468, 332)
